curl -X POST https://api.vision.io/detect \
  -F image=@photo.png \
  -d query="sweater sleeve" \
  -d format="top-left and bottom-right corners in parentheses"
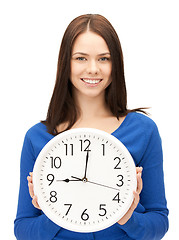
top-left (14, 131), bottom-right (61, 240)
top-left (118, 122), bottom-right (169, 239)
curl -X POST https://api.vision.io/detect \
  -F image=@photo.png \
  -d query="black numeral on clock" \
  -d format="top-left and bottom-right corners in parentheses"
top-left (81, 209), bottom-right (89, 221)
top-left (50, 156), bottom-right (62, 169)
top-left (114, 157), bottom-right (121, 169)
top-left (49, 191), bottom-right (57, 203)
top-left (64, 144), bottom-right (73, 155)
top-left (47, 174), bottom-right (55, 185)
top-left (99, 204), bottom-right (107, 216)
top-left (112, 192), bottom-right (120, 203)
top-left (101, 144), bottom-right (105, 156)
top-left (79, 139), bottom-right (91, 151)
top-left (116, 175), bottom-right (124, 187)
top-left (64, 204), bottom-right (72, 215)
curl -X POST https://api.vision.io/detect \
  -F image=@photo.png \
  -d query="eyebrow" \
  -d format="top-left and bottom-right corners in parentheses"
top-left (72, 52), bottom-right (111, 56)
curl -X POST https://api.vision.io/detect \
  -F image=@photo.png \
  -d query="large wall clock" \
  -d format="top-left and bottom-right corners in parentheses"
top-left (33, 128), bottom-right (137, 232)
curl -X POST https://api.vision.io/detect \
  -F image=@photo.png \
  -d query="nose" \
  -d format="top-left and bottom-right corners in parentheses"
top-left (86, 60), bottom-right (99, 75)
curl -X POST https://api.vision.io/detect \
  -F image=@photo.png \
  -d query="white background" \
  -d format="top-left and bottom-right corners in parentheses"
top-left (0, 0), bottom-right (178, 239)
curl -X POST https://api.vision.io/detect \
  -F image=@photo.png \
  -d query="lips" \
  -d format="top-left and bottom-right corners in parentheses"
top-left (80, 78), bottom-right (102, 84)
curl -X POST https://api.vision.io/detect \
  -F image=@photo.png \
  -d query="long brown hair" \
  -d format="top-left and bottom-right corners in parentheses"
top-left (43, 14), bottom-right (147, 135)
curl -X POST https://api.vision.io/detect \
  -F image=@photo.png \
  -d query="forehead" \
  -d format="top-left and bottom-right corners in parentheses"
top-left (72, 31), bottom-right (110, 54)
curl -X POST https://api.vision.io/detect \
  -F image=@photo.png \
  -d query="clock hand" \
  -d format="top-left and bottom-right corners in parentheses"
top-left (71, 176), bottom-right (83, 181)
top-left (87, 180), bottom-right (120, 191)
top-left (83, 151), bottom-right (89, 179)
top-left (71, 176), bottom-right (88, 183)
top-left (56, 178), bottom-right (82, 183)
top-left (71, 176), bottom-right (120, 190)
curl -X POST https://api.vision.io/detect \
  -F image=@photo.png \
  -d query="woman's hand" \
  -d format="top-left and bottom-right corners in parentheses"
top-left (27, 172), bottom-right (41, 210)
top-left (118, 166), bottom-right (143, 225)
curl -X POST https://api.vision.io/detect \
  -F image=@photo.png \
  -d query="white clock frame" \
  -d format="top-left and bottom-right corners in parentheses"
top-left (33, 128), bottom-right (137, 233)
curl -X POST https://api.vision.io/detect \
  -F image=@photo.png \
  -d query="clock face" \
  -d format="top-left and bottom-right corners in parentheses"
top-left (33, 128), bottom-right (137, 233)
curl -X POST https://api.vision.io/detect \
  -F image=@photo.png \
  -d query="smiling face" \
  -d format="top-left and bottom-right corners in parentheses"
top-left (70, 31), bottom-right (112, 100)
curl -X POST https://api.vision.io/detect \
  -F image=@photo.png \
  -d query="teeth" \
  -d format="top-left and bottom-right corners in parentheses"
top-left (82, 79), bottom-right (101, 84)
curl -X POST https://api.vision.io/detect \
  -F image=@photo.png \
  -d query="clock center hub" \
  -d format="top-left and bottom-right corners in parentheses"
top-left (82, 177), bottom-right (88, 183)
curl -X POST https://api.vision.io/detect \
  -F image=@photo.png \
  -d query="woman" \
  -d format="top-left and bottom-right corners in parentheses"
top-left (14, 14), bottom-right (169, 240)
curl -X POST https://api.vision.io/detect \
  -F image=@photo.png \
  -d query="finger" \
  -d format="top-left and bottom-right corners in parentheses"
top-left (32, 196), bottom-right (41, 210)
top-left (128, 191), bottom-right (139, 213)
top-left (27, 172), bottom-right (33, 182)
top-left (136, 172), bottom-right (143, 194)
top-left (133, 191), bottom-right (140, 210)
top-left (27, 176), bottom-right (32, 184)
top-left (136, 167), bottom-right (143, 174)
top-left (28, 182), bottom-right (34, 198)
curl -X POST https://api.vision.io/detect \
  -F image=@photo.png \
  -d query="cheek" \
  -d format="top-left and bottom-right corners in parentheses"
top-left (102, 64), bottom-right (112, 79)
top-left (70, 62), bottom-right (84, 79)
top-left (103, 64), bottom-right (112, 88)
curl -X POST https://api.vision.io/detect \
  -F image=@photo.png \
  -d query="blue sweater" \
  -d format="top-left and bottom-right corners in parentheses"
top-left (14, 112), bottom-right (169, 240)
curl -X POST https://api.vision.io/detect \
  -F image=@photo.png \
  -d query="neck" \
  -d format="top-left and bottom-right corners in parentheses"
top-left (74, 93), bottom-right (112, 121)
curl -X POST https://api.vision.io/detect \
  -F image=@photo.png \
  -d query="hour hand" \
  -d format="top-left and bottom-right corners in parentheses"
top-left (56, 178), bottom-right (82, 183)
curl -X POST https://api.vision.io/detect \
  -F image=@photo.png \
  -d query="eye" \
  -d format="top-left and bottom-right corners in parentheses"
top-left (76, 57), bottom-right (87, 61)
top-left (99, 57), bottom-right (110, 62)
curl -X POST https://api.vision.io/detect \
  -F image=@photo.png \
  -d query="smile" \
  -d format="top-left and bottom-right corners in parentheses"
top-left (81, 78), bottom-right (102, 84)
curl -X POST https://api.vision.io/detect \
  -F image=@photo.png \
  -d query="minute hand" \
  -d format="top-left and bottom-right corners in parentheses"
top-left (84, 151), bottom-right (89, 179)
top-left (87, 180), bottom-right (120, 191)
top-left (71, 176), bottom-right (120, 191)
